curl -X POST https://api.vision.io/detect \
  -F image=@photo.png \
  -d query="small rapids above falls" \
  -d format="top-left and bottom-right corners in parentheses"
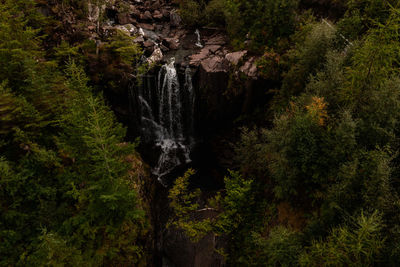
top-left (130, 58), bottom-right (196, 183)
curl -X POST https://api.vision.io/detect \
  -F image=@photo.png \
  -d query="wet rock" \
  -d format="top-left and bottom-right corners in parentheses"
top-left (225, 50), bottom-right (247, 65)
top-left (147, 46), bottom-right (163, 65)
top-left (142, 29), bottom-right (160, 41)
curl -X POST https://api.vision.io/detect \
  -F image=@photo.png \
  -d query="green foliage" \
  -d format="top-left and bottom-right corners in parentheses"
top-left (252, 226), bottom-right (302, 267)
top-left (177, 0), bottom-right (298, 50)
top-left (204, 0), bottom-right (226, 27)
top-left (234, 127), bottom-right (269, 178)
top-left (169, 169), bottom-right (273, 264)
top-left (0, 0), bottom-right (150, 263)
top-left (226, 0), bottom-right (299, 50)
top-left (28, 231), bottom-right (84, 267)
top-left (104, 30), bottom-right (143, 66)
top-left (341, 11), bottom-right (400, 106)
top-left (279, 22), bottom-right (337, 104)
top-left (213, 171), bottom-right (254, 234)
top-left (338, 0), bottom-right (399, 39)
top-left (177, 0), bottom-right (205, 27)
top-left (168, 169), bottom-right (212, 242)
top-left (53, 62), bottom-right (148, 265)
top-left (266, 96), bottom-right (340, 200)
top-left (216, 6), bottom-right (400, 265)
top-left (0, 0), bottom-right (43, 92)
top-left (300, 211), bottom-right (385, 266)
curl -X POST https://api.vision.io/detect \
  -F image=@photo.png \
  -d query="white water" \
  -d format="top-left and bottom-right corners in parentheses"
top-left (139, 27), bottom-right (145, 37)
top-left (195, 29), bottom-right (203, 48)
top-left (135, 58), bottom-right (195, 182)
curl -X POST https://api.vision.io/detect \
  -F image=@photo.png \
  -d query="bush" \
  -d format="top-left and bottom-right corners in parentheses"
top-left (176, 0), bottom-right (204, 27)
top-left (300, 211), bottom-right (385, 266)
top-left (177, 0), bottom-right (298, 50)
top-left (252, 227), bottom-right (302, 267)
top-left (225, 0), bottom-right (299, 50)
top-left (280, 22), bottom-right (337, 103)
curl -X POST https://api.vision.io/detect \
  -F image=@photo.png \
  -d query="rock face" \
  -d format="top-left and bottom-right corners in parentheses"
top-left (48, 0), bottom-right (268, 266)
top-left (225, 50), bottom-right (247, 65)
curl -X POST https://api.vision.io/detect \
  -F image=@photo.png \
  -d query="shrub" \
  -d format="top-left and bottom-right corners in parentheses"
top-left (300, 211), bottom-right (385, 266)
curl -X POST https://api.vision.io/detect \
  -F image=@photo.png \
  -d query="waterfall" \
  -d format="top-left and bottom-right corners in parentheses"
top-left (195, 29), bottom-right (203, 48)
top-left (134, 58), bottom-right (195, 182)
top-left (185, 66), bottom-right (195, 138)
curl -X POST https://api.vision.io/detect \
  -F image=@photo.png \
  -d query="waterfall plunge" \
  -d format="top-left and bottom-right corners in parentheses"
top-left (134, 58), bottom-right (195, 182)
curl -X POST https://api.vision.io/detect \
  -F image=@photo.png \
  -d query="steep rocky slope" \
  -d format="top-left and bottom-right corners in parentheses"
top-left (38, 1), bottom-right (270, 266)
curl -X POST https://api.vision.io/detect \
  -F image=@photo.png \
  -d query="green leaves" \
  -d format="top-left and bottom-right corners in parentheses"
top-left (52, 63), bottom-right (147, 265)
top-left (300, 211), bottom-right (385, 267)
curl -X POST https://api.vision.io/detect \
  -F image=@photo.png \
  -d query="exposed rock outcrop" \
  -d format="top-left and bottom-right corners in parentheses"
top-left (42, 1), bottom-right (269, 266)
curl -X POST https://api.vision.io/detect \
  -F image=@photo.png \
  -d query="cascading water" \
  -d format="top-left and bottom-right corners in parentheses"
top-left (195, 29), bottom-right (203, 48)
top-left (133, 58), bottom-right (195, 183)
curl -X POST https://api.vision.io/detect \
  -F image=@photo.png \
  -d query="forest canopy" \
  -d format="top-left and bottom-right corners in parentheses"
top-left (2, 0), bottom-right (400, 266)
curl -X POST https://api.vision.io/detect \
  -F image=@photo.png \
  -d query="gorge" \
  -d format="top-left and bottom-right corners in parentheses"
top-left (4, 0), bottom-right (396, 266)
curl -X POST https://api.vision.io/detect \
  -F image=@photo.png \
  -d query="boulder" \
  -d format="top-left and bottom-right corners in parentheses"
top-left (121, 24), bottom-right (137, 34)
top-left (142, 29), bottom-right (160, 41)
top-left (189, 45), bottom-right (221, 66)
top-left (141, 10), bottom-right (153, 21)
top-left (164, 38), bottom-right (180, 50)
top-left (153, 10), bottom-right (163, 20)
top-left (205, 34), bottom-right (227, 45)
top-left (225, 50), bottom-right (247, 65)
top-left (143, 40), bottom-right (155, 48)
top-left (103, 24), bottom-right (137, 36)
top-left (147, 46), bottom-right (163, 65)
top-left (133, 36), bottom-right (145, 43)
top-left (139, 23), bottom-right (155, 31)
top-left (239, 57), bottom-right (258, 78)
top-left (200, 56), bottom-right (229, 73)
